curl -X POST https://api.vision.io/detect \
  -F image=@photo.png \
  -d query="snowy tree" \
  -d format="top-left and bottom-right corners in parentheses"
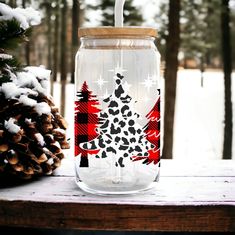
top-left (0, 3), bottom-right (40, 85)
top-left (81, 73), bottom-right (155, 168)
top-left (75, 81), bottom-right (100, 167)
top-left (0, 3), bottom-right (69, 179)
top-left (132, 94), bottom-right (161, 165)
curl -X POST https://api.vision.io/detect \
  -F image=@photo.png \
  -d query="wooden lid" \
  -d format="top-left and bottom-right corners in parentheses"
top-left (78, 27), bottom-right (157, 38)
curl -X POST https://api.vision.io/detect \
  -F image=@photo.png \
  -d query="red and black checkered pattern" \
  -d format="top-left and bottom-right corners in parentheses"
top-left (132, 94), bottom-right (161, 165)
top-left (75, 81), bottom-right (100, 167)
top-left (144, 96), bottom-right (160, 147)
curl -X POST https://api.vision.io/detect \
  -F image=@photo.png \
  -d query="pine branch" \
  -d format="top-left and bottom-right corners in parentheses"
top-left (0, 56), bottom-right (22, 71)
top-left (0, 74), bottom-right (11, 85)
top-left (0, 56), bottom-right (22, 85)
top-left (0, 19), bottom-right (31, 50)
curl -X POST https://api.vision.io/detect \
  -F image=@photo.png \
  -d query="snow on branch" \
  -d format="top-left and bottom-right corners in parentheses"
top-left (25, 66), bottom-right (51, 81)
top-left (0, 66), bottom-right (51, 102)
top-left (0, 53), bottom-right (13, 60)
top-left (0, 3), bottom-right (41, 29)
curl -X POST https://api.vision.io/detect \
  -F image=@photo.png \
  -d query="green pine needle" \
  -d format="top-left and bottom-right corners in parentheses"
top-left (0, 74), bottom-right (11, 86)
top-left (0, 19), bottom-right (31, 50)
top-left (0, 56), bottom-right (23, 86)
top-left (0, 17), bottom-right (32, 86)
top-left (0, 56), bottom-right (22, 71)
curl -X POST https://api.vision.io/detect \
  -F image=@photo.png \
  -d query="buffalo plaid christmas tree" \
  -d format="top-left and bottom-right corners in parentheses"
top-left (132, 92), bottom-right (160, 165)
top-left (75, 81), bottom-right (100, 167)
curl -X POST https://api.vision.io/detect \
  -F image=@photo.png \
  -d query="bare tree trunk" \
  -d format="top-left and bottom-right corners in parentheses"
top-left (51, 1), bottom-right (60, 96)
top-left (45, 3), bottom-right (52, 95)
top-left (200, 56), bottom-right (205, 88)
top-left (8, 0), bottom-right (16, 7)
top-left (60, 0), bottom-right (67, 116)
top-left (205, 1), bottom-right (213, 68)
top-left (221, 0), bottom-right (233, 159)
top-left (46, 4), bottom-right (52, 69)
top-left (183, 58), bottom-right (187, 69)
top-left (162, 0), bottom-right (180, 159)
top-left (22, 0), bottom-right (30, 66)
top-left (24, 36), bottom-right (30, 66)
top-left (71, 0), bottom-right (80, 83)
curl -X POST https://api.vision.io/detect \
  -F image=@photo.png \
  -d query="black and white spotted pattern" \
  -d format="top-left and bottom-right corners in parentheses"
top-left (81, 73), bottom-right (154, 167)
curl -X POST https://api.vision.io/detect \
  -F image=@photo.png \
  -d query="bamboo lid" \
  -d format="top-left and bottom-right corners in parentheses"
top-left (78, 27), bottom-right (157, 39)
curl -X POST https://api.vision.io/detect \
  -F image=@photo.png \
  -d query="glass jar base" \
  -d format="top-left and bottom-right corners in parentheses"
top-left (75, 178), bottom-right (157, 195)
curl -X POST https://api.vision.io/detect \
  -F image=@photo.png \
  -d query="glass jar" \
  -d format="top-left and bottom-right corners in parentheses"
top-left (74, 27), bottom-right (161, 195)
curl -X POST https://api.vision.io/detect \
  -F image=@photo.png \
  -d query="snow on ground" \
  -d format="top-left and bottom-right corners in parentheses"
top-left (52, 70), bottom-right (235, 160)
top-left (174, 70), bottom-right (235, 160)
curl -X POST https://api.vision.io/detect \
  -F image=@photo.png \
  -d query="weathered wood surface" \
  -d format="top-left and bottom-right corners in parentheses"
top-left (0, 159), bottom-right (235, 232)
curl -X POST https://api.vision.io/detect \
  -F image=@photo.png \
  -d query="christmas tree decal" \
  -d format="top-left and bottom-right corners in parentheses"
top-left (132, 93), bottom-right (161, 165)
top-left (75, 81), bottom-right (100, 167)
top-left (80, 73), bottom-right (155, 168)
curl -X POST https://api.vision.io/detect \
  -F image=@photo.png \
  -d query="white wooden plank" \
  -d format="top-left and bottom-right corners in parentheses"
top-left (0, 175), bottom-right (234, 206)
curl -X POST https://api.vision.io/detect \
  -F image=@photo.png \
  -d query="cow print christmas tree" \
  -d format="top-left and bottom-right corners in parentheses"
top-left (77, 73), bottom-right (159, 168)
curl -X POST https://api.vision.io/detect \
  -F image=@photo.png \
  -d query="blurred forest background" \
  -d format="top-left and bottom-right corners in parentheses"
top-left (0, 0), bottom-right (235, 160)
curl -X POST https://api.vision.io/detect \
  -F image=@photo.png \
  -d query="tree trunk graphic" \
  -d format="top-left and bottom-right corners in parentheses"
top-left (132, 93), bottom-right (161, 165)
top-left (81, 73), bottom-right (155, 168)
top-left (75, 81), bottom-right (100, 167)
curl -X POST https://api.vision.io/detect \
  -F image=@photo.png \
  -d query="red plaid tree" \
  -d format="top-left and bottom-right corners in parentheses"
top-left (132, 95), bottom-right (160, 165)
top-left (75, 81), bottom-right (100, 167)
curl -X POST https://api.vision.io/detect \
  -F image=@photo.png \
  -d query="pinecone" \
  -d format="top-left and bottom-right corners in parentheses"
top-left (0, 92), bottom-right (70, 180)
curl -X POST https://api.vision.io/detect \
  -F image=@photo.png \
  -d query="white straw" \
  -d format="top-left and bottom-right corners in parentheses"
top-left (115, 0), bottom-right (126, 27)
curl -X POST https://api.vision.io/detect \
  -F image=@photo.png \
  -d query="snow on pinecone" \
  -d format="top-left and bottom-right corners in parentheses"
top-left (0, 66), bottom-right (70, 179)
